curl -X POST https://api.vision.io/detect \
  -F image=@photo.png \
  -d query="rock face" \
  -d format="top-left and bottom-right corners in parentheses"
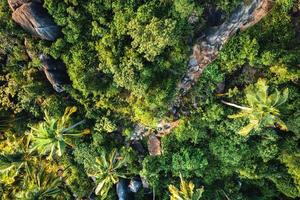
top-left (130, 124), bottom-right (150, 141)
top-left (156, 120), bottom-right (180, 137)
top-left (128, 178), bottom-right (142, 193)
top-left (8, 0), bottom-right (29, 10)
top-left (116, 179), bottom-right (129, 200)
top-left (173, 0), bottom-right (274, 115)
top-left (39, 54), bottom-right (68, 92)
top-left (9, 0), bottom-right (60, 41)
top-left (129, 0), bottom-right (275, 156)
top-left (147, 134), bottom-right (161, 156)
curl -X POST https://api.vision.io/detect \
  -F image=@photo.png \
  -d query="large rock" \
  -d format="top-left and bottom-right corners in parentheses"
top-left (39, 54), bottom-right (68, 92)
top-left (116, 179), bottom-right (129, 200)
top-left (8, 0), bottom-right (42, 11)
top-left (147, 134), bottom-right (161, 156)
top-left (128, 178), bottom-right (142, 193)
top-left (9, 1), bottom-right (60, 41)
top-left (240, 0), bottom-right (274, 31)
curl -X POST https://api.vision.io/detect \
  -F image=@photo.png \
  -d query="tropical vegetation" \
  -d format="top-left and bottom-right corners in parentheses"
top-left (0, 0), bottom-right (299, 199)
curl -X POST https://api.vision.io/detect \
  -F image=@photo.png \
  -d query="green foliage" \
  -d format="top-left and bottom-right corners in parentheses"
top-left (257, 136), bottom-right (279, 162)
top-left (14, 165), bottom-right (69, 200)
top-left (0, 111), bottom-right (14, 132)
top-left (169, 175), bottom-right (204, 200)
top-left (225, 79), bottom-right (289, 136)
top-left (128, 17), bottom-right (177, 61)
top-left (173, 0), bottom-right (203, 19)
top-left (60, 155), bottom-right (94, 198)
top-left (281, 153), bottom-right (300, 196)
top-left (94, 117), bottom-right (117, 133)
top-left (0, 0), bottom-right (299, 199)
top-left (269, 64), bottom-right (299, 84)
top-left (0, 135), bottom-right (33, 185)
top-left (88, 149), bottom-right (129, 198)
top-left (219, 34), bottom-right (259, 73)
top-left (171, 148), bottom-right (208, 178)
top-left (29, 107), bottom-right (89, 159)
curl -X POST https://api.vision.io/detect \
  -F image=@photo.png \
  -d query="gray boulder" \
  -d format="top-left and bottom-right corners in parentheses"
top-left (9, 0), bottom-right (60, 41)
top-left (116, 179), bottom-right (129, 200)
top-left (129, 178), bottom-right (142, 193)
top-left (39, 54), bottom-right (68, 92)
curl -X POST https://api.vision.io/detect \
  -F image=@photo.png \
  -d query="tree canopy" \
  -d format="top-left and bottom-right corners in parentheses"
top-left (0, 0), bottom-right (299, 199)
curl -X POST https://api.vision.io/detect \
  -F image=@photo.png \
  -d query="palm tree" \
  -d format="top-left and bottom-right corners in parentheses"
top-left (0, 136), bottom-right (54, 199)
top-left (222, 79), bottom-right (288, 136)
top-left (0, 136), bottom-right (33, 185)
top-left (15, 164), bottom-right (69, 200)
top-left (29, 106), bottom-right (90, 159)
top-left (169, 175), bottom-right (204, 200)
top-left (0, 134), bottom-right (69, 199)
top-left (88, 149), bottom-right (129, 198)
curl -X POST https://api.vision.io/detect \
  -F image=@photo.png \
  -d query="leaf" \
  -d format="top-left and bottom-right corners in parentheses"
top-left (276, 119), bottom-right (288, 131)
top-left (238, 120), bottom-right (258, 136)
top-left (193, 187), bottom-right (204, 200)
top-left (255, 78), bottom-right (268, 104)
top-left (228, 111), bottom-right (250, 119)
top-left (57, 141), bottom-right (66, 157)
top-left (169, 175), bottom-right (203, 200)
top-left (276, 88), bottom-right (289, 106)
top-left (169, 185), bottom-right (183, 200)
top-left (95, 179), bottom-right (106, 195)
top-left (268, 89), bottom-right (280, 106)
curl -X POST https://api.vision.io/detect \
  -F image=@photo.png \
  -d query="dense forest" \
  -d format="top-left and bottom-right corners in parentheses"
top-left (0, 0), bottom-right (299, 199)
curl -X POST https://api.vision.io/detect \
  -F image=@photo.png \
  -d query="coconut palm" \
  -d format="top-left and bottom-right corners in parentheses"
top-left (169, 175), bottom-right (204, 200)
top-left (0, 136), bottom-right (69, 199)
top-left (222, 79), bottom-right (288, 136)
top-left (0, 136), bottom-right (57, 199)
top-left (0, 136), bottom-right (34, 185)
top-left (15, 164), bottom-right (69, 200)
top-left (29, 106), bottom-right (90, 159)
top-left (89, 149), bottom-right (129, 198)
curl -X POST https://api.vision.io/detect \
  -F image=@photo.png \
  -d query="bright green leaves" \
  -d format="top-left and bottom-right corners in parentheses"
top-left (29, 106), bottom-right (89, 159)
top-left (15, 164), bottom-right (68, 200)
top-left (225, 79), bottom-right (289, 136)
top-left (128, 17), bottom-right (177, 61)
top-left (269, 64), bottom-right (300, 84)
top-left (88, 149), bottom-right (129, 198)
top-left (169, 175), bottom-right (204, 200)
top-left (281, 153), bottom-right (300, 196)
top-left (173, 0), bottom-right (203, 19)
top-left (219, 35), bottom-right (259, 73)
top-left (172, 149), bottom-right (208, 178)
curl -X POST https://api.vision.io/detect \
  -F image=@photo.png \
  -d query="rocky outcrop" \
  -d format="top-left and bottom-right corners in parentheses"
top-left (147, 134), bottom-right (161, 156)
top-left (156, 120), bottom-right (180, 137)
top-left (8, 0), bottom-right (37, 10)
top-left (116, 179), bottom-right (129, 200)
top-left (39, 54), bottom-right (68, 92)
top-left (171, 0), bottom-right (274, 122)
top-left (130, 0), bottom-right (275, 156)
top-left (8, 0), bottom-right (60, 41)
top-left (128, 178), bottom-right (142, 193)
top-left (240, 0), bottom-right (274, 31)
top-left (130, 124), bottom-right (150, 141)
